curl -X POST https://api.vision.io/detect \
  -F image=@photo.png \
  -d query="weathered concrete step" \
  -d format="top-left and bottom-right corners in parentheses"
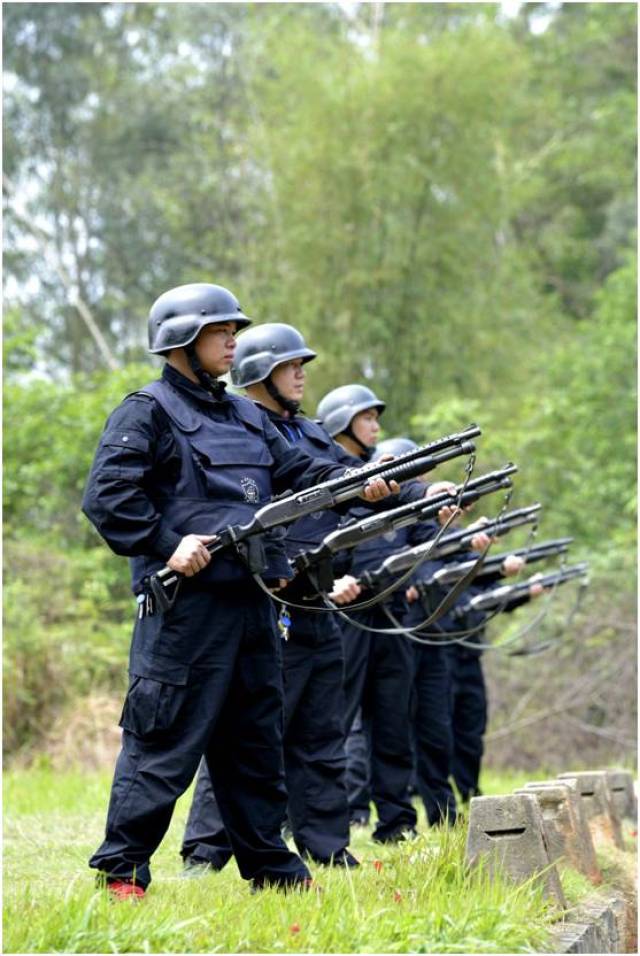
top-left (464, 768), bottom-right (636, 953)
top-left (550, 892), bottom-right (628, 953)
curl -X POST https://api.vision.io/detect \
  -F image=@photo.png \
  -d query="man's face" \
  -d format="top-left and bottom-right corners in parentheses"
top-left (351, 408), bottom-right (381, 448)
top-left (194, 322), bottom-right (238, 376)
top-left (271, 358), bottom-right (306, 403)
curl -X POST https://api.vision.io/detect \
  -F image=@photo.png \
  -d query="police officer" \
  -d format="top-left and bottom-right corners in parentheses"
top-left (82, 285), bottom-right (395, 898)
top-left (445, 552), bottom-right (542, 802)
top-left (338, 437), bottom-right (425, 829)
top-left (317, 405), bottom-right (434, 843)
top-left (335, 436), bottom-right (468, 831)
top-left (404, 535), bottom-right (492, 826)
top-left (180, 323), bottom-right (362, 872)
top-left (407, 510), bottom-right (543, 807)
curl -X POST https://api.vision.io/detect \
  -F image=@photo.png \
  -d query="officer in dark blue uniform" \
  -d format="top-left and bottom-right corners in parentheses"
top-left (317, 410), bottom-right (438, 843)
top-left (446, 552), bottom-right (536, 802)
top-left (180, 323), bottom-right (361, 872)
top-left (82, 285), bottom-right (395, 898)
top-left (404, 549), bottom-right (481, 826)
top-left (334, 436), bottom-right (467, 831)
top-left (446, 585), bottom-right (491, 803)
top-left (408, 532), bottom-right (538, 808)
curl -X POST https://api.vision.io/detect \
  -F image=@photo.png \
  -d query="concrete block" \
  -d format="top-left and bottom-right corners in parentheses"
top-left (516, 783), bottom-right (602, 884)
top-left (606, 770), bottom-right (638, 822)
top-left (605, 894), bottom-right (628, 953)
top-left (580, 899), bottom-right (619, 951)
top-left (551, 891), bottom-right (630, 953)
top-left (583, 896), bottom-right (626, 952)
top-left (558, 772), bottom-right (625, 850)
top-left (552, 922), bottom-right (601, 954)
top-left (465, 793), bottom-right (567, 906)
top-left (603, 893), bottom-right (629, 954)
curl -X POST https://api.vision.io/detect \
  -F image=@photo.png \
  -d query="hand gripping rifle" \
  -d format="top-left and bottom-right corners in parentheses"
top-left (358, 503), bottom-right (541, 593)
top-left (290, 464), bottom-right (517, 594)
top-left (148, 424), bottom-right (480, 611)
top-left (423, 536), bottom-right (574, 587)
top-left (452, 563), bottom-right (589, 617)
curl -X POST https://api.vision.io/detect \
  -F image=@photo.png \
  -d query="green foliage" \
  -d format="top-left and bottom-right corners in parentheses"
top-left (3, 538), bottom-right (131, 755)
top-left (3, 363), bottom-right (159, 754)
top-left (409, 251), bottom-right (636, 565)
top-left (4, 362), bottom-right (155, 542)
top-left (513, 250), bottom-right (637, 552)
top-left (2, 4), bottom-right (636, 758)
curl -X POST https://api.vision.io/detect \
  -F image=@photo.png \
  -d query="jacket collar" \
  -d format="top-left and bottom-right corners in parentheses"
top-left (162, 363), bottom-right (229, 407)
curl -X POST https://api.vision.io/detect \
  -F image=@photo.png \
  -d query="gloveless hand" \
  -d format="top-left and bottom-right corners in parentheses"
top-left (502, 554), bottom-right (525, 577)
top-left (361, 476), bottom-right (400, 501)
top-left (167, 534), bottom-right (216, 576)
top-left (329, 575), bottom-right (362, 605)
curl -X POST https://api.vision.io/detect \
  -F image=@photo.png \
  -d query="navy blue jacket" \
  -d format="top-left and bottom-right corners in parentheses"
top-left (338, 484), bottom-right (436, 614)
top-left (82, 365), bottom-right (348, 592)
top-left (256, 406), bottom-right (361, 559)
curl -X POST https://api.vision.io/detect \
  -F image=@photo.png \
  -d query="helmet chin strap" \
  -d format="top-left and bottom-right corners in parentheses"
top-left (185, 343), bottom-right (227, 400)
top-left (343, 423), bottom-right (373, 460)
top-left (265, 375), bottom-right (300, 417)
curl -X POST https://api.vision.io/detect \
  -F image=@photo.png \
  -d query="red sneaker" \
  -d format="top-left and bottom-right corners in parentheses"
top-left (107, 879), bottom-right (145, 901)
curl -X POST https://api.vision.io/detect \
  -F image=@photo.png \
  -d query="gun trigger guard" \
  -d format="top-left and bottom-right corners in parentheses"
top-left (235, 536), bottom-right (268, 575)
top-left (313, 556), bottom-right (335, 595)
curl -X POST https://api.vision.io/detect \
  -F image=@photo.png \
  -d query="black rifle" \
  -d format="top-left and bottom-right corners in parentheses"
top-left (359, 504), bottom-right (541, 592)
top-left (290, 464), bottom-right (517, 593)
top-left (149, 424), bottom-right (480, 610)
top-left (452, 563), bottom-right (589, 616)
top-left (425, 537), bottom-right (574, 587)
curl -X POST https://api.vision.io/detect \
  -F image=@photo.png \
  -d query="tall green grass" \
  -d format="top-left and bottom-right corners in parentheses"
top-left (3, 766), bottom-right (558, 954)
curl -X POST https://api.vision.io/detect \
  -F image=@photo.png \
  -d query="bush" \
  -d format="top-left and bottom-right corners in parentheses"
top-left (3, 539), bottom-right (132, 756)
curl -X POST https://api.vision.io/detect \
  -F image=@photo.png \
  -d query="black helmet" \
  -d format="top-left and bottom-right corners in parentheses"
top-left (148, 283), bottom-right (252, 354)
top-left (316, 384), bottom-right (386, 438)
top-left (231, 323), bottom-right (316, 388)
top-left (372, 437), bottom-right (418, 461)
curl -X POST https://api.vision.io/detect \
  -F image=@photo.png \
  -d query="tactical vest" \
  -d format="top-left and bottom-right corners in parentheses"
top-left (348, 516), bottom-right (411, 580)
top-left (130, 379), bottom-right (283, 589)
top-left (345, 509), bottom-right (412, 614)
top-left (271, 415), bottom-right (344, 559)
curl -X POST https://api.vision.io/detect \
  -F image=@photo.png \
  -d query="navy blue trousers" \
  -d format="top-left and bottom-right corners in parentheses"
top-left (341, 609), bottom-right (417, 839)
top-left (412, 644), bottom-right (457, 824)
top-left (448, 651), bottom-right (487, 801)
top-left (89, 585), bottom-right (309, 889)
top-left (344, 641), bottom-right (457, 827)
top-left (344, 709), bottom-right (371, 822)
top-left (181, 610), bottom-right (351, 865)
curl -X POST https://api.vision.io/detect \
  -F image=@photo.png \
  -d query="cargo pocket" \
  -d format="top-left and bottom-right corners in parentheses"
top-left (101, 429), bottom-right (150, 481)
top-left (119, 657), bottom-right (190, 740)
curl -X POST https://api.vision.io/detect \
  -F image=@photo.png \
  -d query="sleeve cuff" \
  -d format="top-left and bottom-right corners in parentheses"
top-left (151, 526), bottom-right (183, 561)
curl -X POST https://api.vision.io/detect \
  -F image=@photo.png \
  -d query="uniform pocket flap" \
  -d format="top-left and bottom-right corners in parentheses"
top-left (299, 419), bottom-right (333, 449)
top-left (190, 436), bottom-right (273, 468)
top-left (130, 655), bottom-right (190, 685)
top-left (103, 428), bottom-right (150, 453)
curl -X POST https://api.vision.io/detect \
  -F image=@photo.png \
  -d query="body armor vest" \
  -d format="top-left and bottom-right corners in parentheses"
top-left (131, 379), bottom-right (280, 589)
top-left (271, 415), bottom-right (344, 560)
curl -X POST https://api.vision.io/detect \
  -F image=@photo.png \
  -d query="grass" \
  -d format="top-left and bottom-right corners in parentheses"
top-left (2, 765), bottom-right (613, 954)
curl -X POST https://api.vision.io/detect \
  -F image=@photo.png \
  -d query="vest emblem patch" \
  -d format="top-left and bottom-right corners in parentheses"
top-left (240, 476), bottom-right (260, 503)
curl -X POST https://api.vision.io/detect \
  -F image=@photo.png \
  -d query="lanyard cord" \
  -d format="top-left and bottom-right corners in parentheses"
top-left (505, 575), bottom-right (589, 657)
top-left (397, 520), bottom-right (541, 643)
top-left (454, 555), bottom-right (588, 652)
top-left (251, 455), bottom-right (478, 616)
top-left (329, 485), bottom-right (521, 638)
top-left (403, 558), bottom-right (587, 655)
